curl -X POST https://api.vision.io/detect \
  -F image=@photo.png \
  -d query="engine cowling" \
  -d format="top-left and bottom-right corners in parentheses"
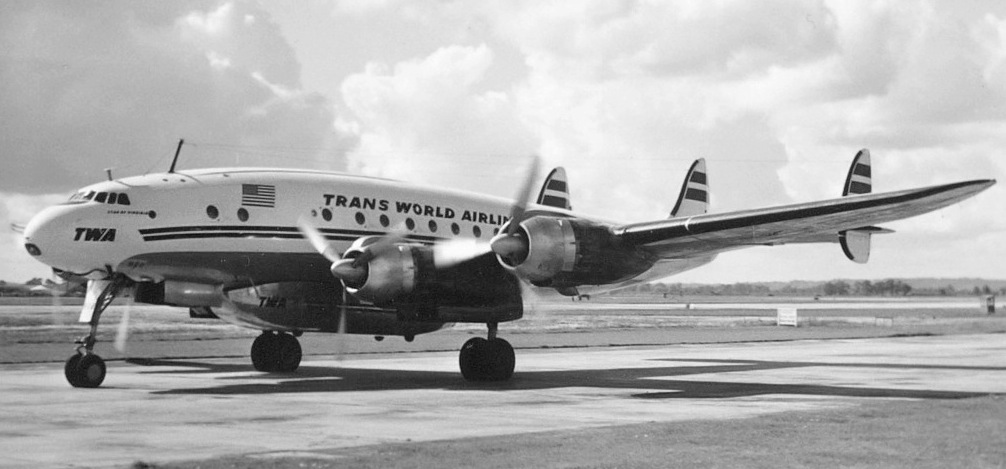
top-left (345, 241), bottom-right (522, 323)
top-left (497, 216), bottom-right (656, 289)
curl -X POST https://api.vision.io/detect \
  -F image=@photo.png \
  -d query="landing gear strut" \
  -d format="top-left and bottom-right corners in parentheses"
top-left (251, 331), bottom-right (302, 372)
top-left (459, 322), bottom-right (515, 382)
top-left (65, 276), bottom-right (130, 388)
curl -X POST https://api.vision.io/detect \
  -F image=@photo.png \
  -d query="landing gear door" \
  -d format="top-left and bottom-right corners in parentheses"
top-left (79, 279), bottom-right (111, 323)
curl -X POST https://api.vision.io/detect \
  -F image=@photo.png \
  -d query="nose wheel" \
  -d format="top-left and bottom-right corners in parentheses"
top-left (459, 323), bottom-right (515, 382)
top-left (64, 276), bottom-right (129, 388)
top-left (251, 331), bottom-right (303, 372)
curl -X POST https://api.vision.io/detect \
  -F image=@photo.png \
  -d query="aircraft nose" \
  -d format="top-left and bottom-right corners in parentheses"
top-left (22, 205), bottom-right (74, 265)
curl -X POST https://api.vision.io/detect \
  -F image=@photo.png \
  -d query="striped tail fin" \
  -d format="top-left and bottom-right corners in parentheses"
top-left (840, 149), bottom-right (884, 263)
top-left (842, 149), bottom-right (871, 196)
top-left (537, 167), bottom-right (572, 210)
top-left (669, 159), bottom-right (708, 218)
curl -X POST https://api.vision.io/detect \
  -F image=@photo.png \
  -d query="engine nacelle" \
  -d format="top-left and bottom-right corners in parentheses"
top-left (348, 243), bottom-right (522, 324)
top-left (346, 244), bottom-right (417, 304)
top-left (499, 216), bottom-right (656, 289)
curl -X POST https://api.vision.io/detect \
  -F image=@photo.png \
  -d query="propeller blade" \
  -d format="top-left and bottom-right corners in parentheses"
top-left (113, 298), bottom-right (132, 353)
top-left (506, 155), bottom-right (541, 236)
top-left (352, 223), bottom-right (409, 268)
top-left (433, 238), bottom-right (493, 269)
top-left (297, 216), bottom-right (341, 263)
top-left (335, 285), bottom-right (348, 362)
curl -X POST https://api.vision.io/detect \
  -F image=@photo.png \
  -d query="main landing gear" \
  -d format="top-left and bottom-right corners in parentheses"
top-left (459, 323), bottom-right (515, 382)
top-left (65, 276), bottom-right (129, 388)
top-left (251, 331), bottom-right (302, 372)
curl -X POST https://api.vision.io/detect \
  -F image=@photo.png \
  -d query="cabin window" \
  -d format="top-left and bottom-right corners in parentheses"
top-left (355, 212), bottom-right (366, 225)
top-left (206, 205), bottom-right (219, 219)
top-left (405, 218), bottom-right (415, 230)
top-left (473, 226), bottom-right (482, 238)
top-left (148, 211), bottom-right (157, 219)
top-left (237, 208), bottom-right (249, 222)
top-left (493, 228), bottom-right (500, 236)
top-left (117, 193), bottom-right (130, 205)
top-left (451, 223), bottom-right (460, 235)
top-left (322, 208), bottom-right (332, 222)
top-left (379, 214), bottom-right (390, 227)
top-left (428, 220), bottom-right (438, 232)
top-left (107, 193), bottom-right (118, 204)
top-left (94, 192), bottom-right (108, 203)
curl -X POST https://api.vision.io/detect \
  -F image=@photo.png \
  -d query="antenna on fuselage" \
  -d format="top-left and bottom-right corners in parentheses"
top-left (167, 139), bottom-right (185, 173)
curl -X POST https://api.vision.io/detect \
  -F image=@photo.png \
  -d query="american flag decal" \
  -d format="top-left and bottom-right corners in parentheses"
top-left (241, 184), bottom-right (276, 208)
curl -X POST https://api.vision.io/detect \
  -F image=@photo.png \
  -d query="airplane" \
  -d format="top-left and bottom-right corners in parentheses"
top-left (20, 147), bottom-right (994, 388)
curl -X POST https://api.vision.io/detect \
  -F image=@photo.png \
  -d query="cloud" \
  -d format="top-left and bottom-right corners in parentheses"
top-left (0, 0), bottom-right (343, 195)
top-left (0, 0), bottom-right (347, 281)
top-left (330, 0), bottom-right (1003, 281)
top-left (340, 44), bottom-right (537, 196)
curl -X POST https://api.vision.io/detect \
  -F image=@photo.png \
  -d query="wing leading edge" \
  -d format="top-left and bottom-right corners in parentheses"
top-left (614, 179), bottom-right (995, 259)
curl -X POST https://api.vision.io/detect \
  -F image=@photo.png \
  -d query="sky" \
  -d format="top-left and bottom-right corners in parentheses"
top-left (1, 0), bottom-right (1004, 284)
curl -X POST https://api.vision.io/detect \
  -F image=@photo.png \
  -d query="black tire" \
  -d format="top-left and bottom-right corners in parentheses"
top-left (275, 333), bottom-right (302, 372)
top-left (487, 338), bottom-right (515, 381)
top-left (459, 337), bottom-right (488, 381)
top-left (73, 354), bottom-right (106, 388)
top-left (251, 333), bottom-right (278, 372)
top-left (65, 353), bottom-right (83, 387)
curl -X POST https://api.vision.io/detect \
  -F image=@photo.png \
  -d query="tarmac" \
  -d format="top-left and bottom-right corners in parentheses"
top-left (2, 332), bottom-right (1005, 468)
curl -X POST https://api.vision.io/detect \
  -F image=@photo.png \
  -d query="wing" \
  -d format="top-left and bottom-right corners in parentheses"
top-left (614, 179), bottom-right (995, 259)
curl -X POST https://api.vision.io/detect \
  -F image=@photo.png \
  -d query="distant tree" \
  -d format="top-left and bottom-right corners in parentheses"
top-left (854, 280), bottom-right (873, 296)
top-left (982, 285), bottom-right (993, 295)
top-left (25, 277), bottom-right (44, 286)
top-left (973, 286), bottom-right (983, 296)
top-left (823, 280), bottom-right (850, 296)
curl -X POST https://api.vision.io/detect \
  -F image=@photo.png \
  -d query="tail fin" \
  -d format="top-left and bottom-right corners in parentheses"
top-left (840, 149), bottom-right (880, 263)
top-left (537, 167), bottom-right (572, 210)
top-left (842, 149), bottom-right (871, 196)
top-left (669, 159), bottom-right (708, 218)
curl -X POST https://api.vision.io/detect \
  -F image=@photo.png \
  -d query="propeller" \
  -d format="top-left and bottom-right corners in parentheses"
top-left (432, 155), bottom-right (540, 269)
top-left (113, 297), bottom-right (133, 353)
top-left (297, 216), bottom-right (355, 359)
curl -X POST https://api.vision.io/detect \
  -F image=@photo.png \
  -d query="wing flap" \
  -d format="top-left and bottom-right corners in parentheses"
top-left (614, 179), bottom-right (994, 258)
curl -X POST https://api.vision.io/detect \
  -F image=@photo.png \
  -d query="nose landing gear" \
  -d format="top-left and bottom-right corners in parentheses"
top-left (64, 276), bottom-right (130, 388)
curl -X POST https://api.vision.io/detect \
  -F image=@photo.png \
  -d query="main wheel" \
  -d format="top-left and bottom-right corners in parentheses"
top-left (275, 333), bottom-right (302, 372)
top-left (65, 353), bottom-right (106, 388)
top-left (459, 337), bottom-right (514, 382)
top-left (251, 333), bottom-right (278, 372)
top-left (459, 337), bottom-right (488, 381)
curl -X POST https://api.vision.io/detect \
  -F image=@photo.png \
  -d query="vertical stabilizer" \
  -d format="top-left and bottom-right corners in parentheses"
top-left (840, 149), bottom-right (875, 263)
top-left (842, 149), bottom-right (871, 196)
top-left (536, 167), bottom-right (572, 210)
top-left (669, 159), bottom-right (709, 218)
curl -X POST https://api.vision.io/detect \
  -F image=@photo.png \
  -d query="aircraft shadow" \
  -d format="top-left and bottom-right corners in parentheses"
top-left (140, 357), bottom-right (1002, 400)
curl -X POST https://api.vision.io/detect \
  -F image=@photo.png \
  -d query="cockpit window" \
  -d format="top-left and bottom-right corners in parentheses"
top-left (62, 190), bottom-right (132, 206)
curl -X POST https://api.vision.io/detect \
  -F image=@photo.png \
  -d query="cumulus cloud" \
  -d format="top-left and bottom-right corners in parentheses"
top-left (0, 0), bottom-right (343, 195)
top-left (0, 0), bottom-right (346, 280)
top-left (340, 44), bottom-right (537, 196)
top-left (328, 0), bottom-right (1003, 280)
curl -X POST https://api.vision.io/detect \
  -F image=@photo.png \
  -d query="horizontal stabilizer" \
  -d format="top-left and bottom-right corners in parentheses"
top-left (670, 159), bottom-right (709, 218)
top-left (537, 167), bottom-right (572, 210)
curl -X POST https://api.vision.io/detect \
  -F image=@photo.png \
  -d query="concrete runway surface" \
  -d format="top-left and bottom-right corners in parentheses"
top-left (2, 333), bottom-right (1005, 468)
